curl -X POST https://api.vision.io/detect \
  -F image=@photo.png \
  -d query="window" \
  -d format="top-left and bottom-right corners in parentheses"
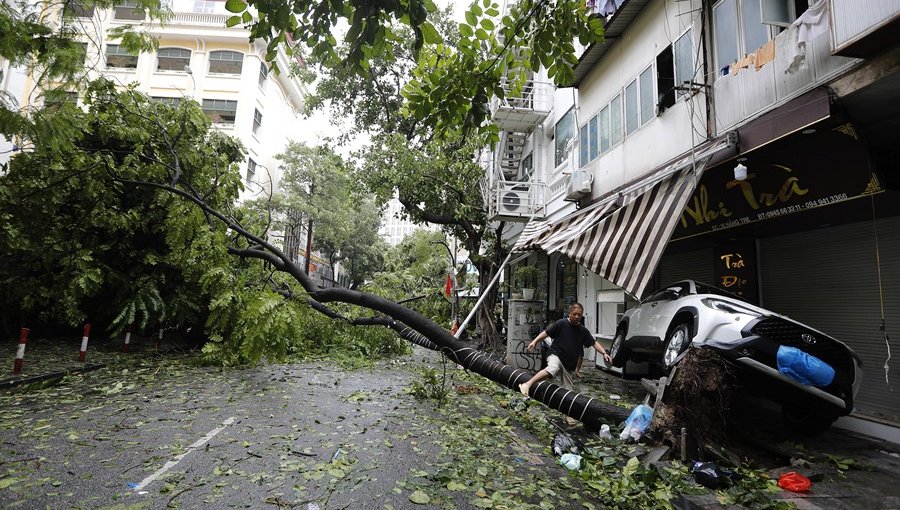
top-left (114, 0), bottom-right (145, 20)
top-left (201, 99), bottom-right (237, 124)
top-left (639, 66), bottom-right (654, 126)
top-left (208, 51), bottom-right (243, 74)
top-left (44, 90), bottom-right (78, 107)
top-left (157, 48), bottom-right (191, 72)
top-left (521, 153), bottom-right (533, 181)
top-left (714, 0), bottom-right (781, 74)
top-left (152, 96), bottom-right (182, 105)
top-left (625, 80), bottom-right (638, 135)
top-left (599, 104), bottom-right (611, 153)
top-left (252, 109), bottom-right (262, 134)
top-left (589, 115), bottom-right (598, 160)
top-left (246, 158), bottom-right (257, 183)
top-left (609, 94), bottom-right (622, 147)
top-left (554, 108), bottom-right (575, 168)
top-left (193, 0), bottom-right (216, 13)
top-left (64, 1), bottom-right (94, 18)
top-left (79, 42), bottom-right (89, 65)
top-left (258, 62), bottom-right (268, 87)
top-left (579, 124), bottom-right (589, 167)
top-left (656, 46), bottom-right (675, 113)
top-left (105, 44), bottom-right (138, 69)
top-left (674, 29), bottom-right (694, 99)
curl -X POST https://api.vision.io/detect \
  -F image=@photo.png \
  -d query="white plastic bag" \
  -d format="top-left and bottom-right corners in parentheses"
top-left (559, 453), bottom-right (582, 470)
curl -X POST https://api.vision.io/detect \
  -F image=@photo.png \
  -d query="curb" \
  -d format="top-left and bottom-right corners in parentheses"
top-left (0, 363), bottom-right (106, 390)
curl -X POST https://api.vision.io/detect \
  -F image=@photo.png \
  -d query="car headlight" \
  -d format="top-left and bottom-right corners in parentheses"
top-left (700, 297), bottom-right (762, 317)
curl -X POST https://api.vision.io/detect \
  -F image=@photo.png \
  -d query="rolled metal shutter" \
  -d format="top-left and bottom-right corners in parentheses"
top-left (759, 216), bottom-right (900, 423)
top-left (657, 247), bottom-right (715, 290)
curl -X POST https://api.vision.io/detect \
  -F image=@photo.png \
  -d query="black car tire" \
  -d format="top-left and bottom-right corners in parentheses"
top-left (609, 329), bottom-right (629, 368)
top-left (662, 322), bottom-right (691, 369)
top-left (782, 403), bottom-right (840, 437)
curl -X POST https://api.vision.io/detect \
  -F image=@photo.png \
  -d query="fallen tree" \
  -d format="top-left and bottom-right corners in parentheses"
top-left (131, 171), bottom-right (631, 428)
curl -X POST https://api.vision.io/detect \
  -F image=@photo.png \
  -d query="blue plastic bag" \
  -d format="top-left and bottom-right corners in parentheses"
top-left (776, 345), bottom-right (835, 387)
top-left (619, 404), bottom-right (653, 441)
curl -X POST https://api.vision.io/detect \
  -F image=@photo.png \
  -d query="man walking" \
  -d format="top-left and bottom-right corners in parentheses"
top-left (519, 303), bottom-right (612, 404)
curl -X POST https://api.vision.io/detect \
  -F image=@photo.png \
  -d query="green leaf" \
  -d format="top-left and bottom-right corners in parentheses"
top-left (624, 457), bottom-right (640, 477)
top-left (224, 0), bottom-right (246, 13)
top-left (0, 477), bottom-right (23, 489)
top-left (409, 490), bottom-right (430, 504)
top-left (475, 28), bottom-right (489, 40)
top-left (459, 23), bottom-right (474, 37)
top-left (447, 481), bottom-right (467, 491)
top-left (225, 15), bottom-right (241, 27)
top-left (480, 19), bottom-right (495, 31)
top-left (465, 11), bottom-right (477, 26)
top-left (420, 22), bottom-right (442, 44)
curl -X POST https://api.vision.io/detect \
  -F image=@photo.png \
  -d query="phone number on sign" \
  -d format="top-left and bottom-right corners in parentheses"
top-left (756, 193), bottom-right (849, 220)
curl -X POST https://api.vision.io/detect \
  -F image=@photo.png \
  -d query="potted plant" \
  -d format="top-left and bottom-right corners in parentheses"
top-left (515, 265), bottom-right (540, 300)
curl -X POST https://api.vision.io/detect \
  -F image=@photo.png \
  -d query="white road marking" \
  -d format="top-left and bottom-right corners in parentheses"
top-left (132, 416), bottom-right (235, 492)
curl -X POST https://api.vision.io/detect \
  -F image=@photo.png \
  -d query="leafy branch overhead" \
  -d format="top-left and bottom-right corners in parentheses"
top-left (223, 0), bottom-right (604, 136)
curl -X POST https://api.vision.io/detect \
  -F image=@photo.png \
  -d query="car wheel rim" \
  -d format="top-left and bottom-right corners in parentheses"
top-left (610, 334), bottom-right (622, 358)
top-left (664, 329), bottom-right (685, 367)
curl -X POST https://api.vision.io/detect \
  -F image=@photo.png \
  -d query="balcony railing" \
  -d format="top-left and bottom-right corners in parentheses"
top-left (490, 79), bottom-right (553, 132)
top-left (169, 12), bottom-right (234, 25)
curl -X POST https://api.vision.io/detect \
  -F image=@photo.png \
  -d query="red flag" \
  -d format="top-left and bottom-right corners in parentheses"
top-left (444, 274), bottom-right (453, 297)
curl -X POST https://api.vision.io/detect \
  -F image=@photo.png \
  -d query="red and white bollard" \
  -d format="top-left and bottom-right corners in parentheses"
top-left (123, 324), bottom-right (133, 353)
top-left (13, 328), bottom-right (29, 374)
top-left (79, 323), bottom-right (91, 362)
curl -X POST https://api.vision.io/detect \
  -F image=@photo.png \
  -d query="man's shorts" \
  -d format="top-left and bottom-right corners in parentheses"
top-left (544, 354), bottom-right (574, 390)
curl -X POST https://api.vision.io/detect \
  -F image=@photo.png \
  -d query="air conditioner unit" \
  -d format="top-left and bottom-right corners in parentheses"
top-left (565, 166), bottom-right (593, 201)
top-left (500, 185), bottom-right (531, 215)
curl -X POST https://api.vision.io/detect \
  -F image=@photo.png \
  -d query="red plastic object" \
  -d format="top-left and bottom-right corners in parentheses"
top-left (778, 471), bottom-right (811, 492)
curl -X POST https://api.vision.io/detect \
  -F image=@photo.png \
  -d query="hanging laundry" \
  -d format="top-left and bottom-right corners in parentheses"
top-left (795, 0), bottom-right (830, 46)
top-left (787, 0), bottom-right (829, 74)
top-left (754, 39), bottom-right (775, 70)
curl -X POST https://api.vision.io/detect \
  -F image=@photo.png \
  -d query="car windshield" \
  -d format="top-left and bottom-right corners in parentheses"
top-left (693, 281), bottom-right (749, 302)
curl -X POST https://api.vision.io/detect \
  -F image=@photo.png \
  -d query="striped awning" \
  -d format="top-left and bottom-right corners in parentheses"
top-left (555, 162), bottom-right (707, 298)
top-left (511, 136), bottom-right (732, 297)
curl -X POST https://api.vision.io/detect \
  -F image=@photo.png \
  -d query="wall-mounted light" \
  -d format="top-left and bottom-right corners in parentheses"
top-left (733, 162), bottom-right (748, 181)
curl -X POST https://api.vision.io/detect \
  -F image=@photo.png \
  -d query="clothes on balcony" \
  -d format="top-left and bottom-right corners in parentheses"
top-left (794, 0), bottom-right (829, 46)
top-left (754, 39), bottom-right (776, 70)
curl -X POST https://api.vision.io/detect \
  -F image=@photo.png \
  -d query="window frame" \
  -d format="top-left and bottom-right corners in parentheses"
top-left (105, 44), bottom-right (139, 69)
top-left (201, 98), bottom-right (238, 125)
top-left (113, 0), bottom-right (146, 21)
top-left (208, 50), bottom-right (244, 75)
top-left (638, 65), bottom-right (655, 126)
top-left (258, 61), bottom-right (268, 87)
top-left (673, 28), bottom-right (694, 99)
top-left (553, 107), bottom-right (576, 169)
top-left (64, 1), bottom-right (95, 18)
top-left (246, 158), bottom-right (257, 183)
top-left (156, 47), bottom-right (191, 72)
top-left (713, 0), bottom-right (779, 78)
top-left (252, 108), bottom-right (263, 134)
top-left (624, 79), bottom-right (639, 135)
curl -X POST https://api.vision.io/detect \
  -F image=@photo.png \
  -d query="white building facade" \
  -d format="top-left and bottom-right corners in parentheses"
top-left (15, 0), bottom-right (307, 200)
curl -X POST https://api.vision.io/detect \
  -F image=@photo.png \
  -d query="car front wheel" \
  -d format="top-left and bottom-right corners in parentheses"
top-left (663, 322), bottom-right (691, 369)
top-left (609, 329), bottom-right (629, 368)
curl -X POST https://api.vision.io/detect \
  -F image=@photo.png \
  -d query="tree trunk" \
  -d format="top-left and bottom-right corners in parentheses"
top-left (304, 216), bottom-right (313, 276)
top-left (476, 259), bottom-right (499, 352)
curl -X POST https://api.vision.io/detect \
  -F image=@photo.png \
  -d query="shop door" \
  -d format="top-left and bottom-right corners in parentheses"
top-left (759, 216), bottom-right (900, 423)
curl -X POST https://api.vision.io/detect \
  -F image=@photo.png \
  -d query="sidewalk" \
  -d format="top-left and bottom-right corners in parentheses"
top-left (0, 333), bottom-right (159, 389)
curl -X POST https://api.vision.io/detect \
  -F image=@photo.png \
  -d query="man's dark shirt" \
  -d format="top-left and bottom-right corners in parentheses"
top-left (545, 318), bottom-right (594, 371)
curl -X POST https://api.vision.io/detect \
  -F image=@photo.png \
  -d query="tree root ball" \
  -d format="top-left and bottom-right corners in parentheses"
top-left (648, 348), bottom-right (737, 456)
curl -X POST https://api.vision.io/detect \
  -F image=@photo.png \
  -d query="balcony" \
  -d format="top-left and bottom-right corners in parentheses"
top-left (713, 16), bottom-right (858, 133)
top-left (831, 0), bottom-right (900, 57)
top-left (490, 79), bottom-right (553, 132)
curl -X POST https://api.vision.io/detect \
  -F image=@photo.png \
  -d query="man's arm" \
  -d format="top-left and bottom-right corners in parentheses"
top-left (526, 330), bottom-right (549, 352)
top-left (593, 340), bottom-right (612, 365)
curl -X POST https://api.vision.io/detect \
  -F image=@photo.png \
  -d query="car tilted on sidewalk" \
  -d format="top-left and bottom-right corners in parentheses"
top-left (608, 280), bottom-right (863, 435)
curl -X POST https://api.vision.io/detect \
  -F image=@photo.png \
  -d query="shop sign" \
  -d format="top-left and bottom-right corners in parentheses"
top-left (714, 243), bottom-right (758, 304)
top-left (673, 123), bottom-right (883, 240)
